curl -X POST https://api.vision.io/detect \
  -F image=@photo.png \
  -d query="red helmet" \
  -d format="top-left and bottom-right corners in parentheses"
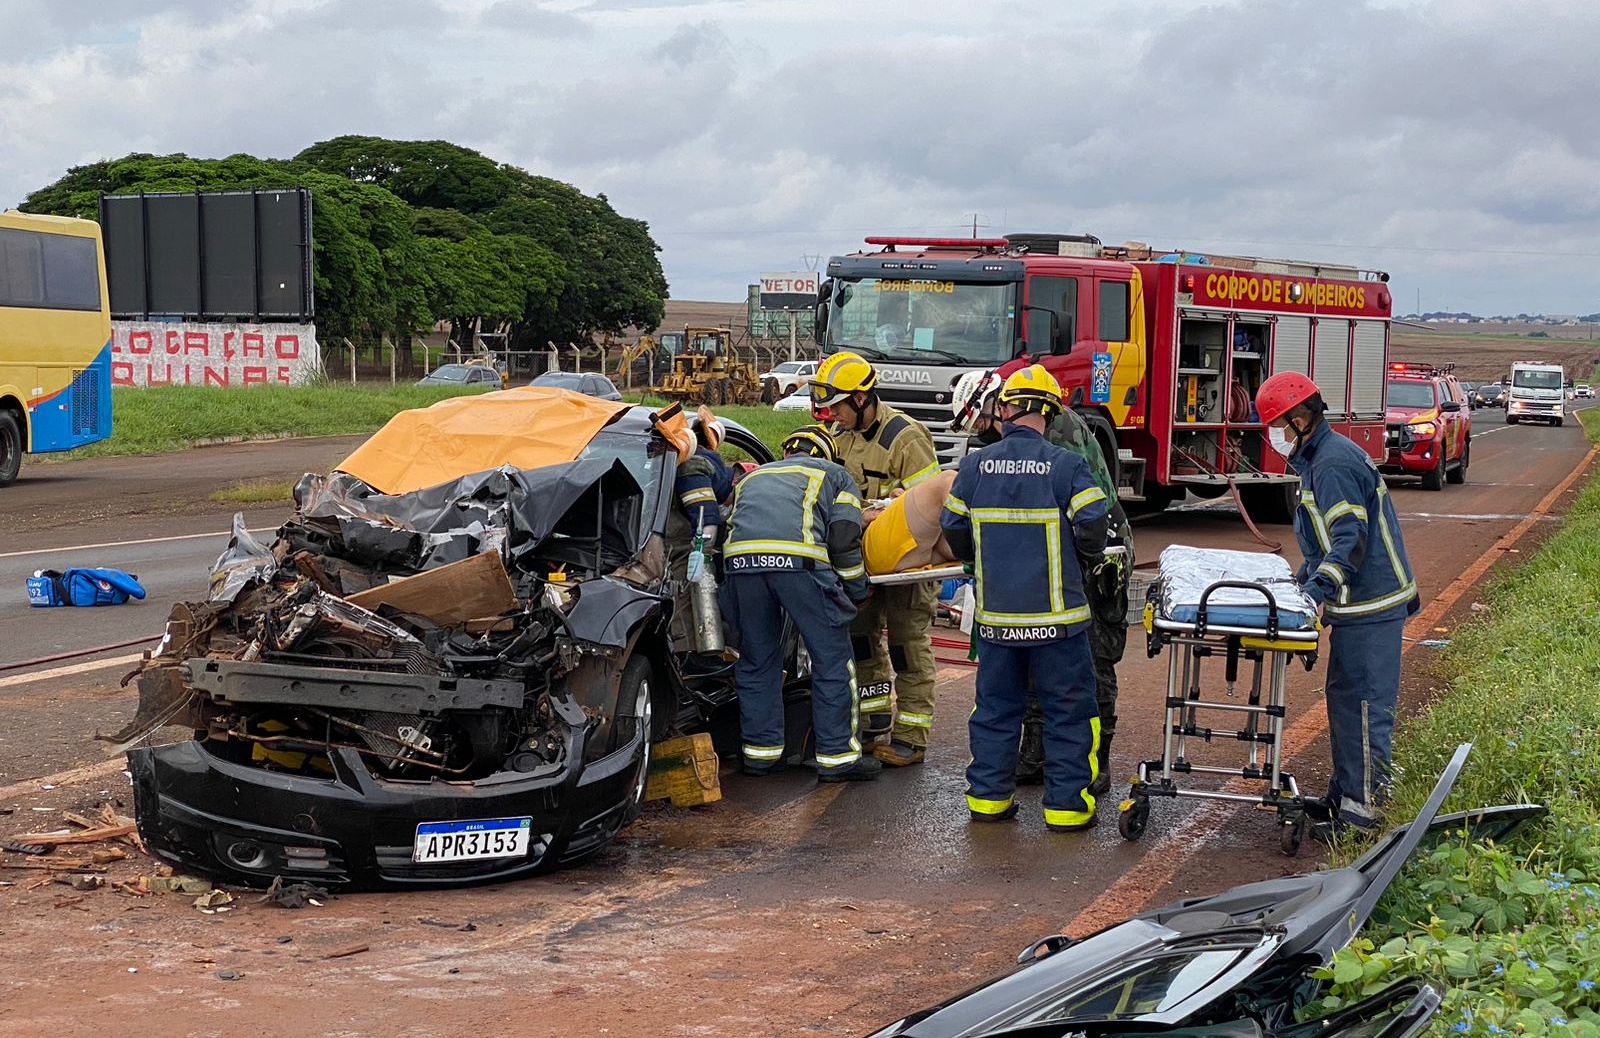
top-left (1255, 372), bottom-right (1321, 425)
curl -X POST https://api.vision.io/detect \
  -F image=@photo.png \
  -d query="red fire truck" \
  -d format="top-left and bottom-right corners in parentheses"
top-left (813, 233), bottom-right (1394, 522)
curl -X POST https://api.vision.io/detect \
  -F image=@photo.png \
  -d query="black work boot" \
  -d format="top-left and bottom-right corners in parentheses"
top-left (1016, 719), bottom-right (1045, 786)
top-left (818, 755), bottom-right (884, 783)
top-left (969, 801), bottom-right (1019, 823)
top-left (1087, 719), bottom-right (1116, 798)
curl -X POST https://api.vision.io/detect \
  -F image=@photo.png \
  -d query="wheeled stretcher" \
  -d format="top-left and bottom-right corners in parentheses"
top-left (1119, 545), bottom-right (1322, 855)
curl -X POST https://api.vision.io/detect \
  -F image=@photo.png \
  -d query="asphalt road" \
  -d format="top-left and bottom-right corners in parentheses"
top-left (0, 411), bottom-right (1594, 1037)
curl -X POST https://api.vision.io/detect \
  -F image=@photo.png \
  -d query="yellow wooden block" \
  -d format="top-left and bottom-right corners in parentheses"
top-left (644, 732), bottom-right (722, 807)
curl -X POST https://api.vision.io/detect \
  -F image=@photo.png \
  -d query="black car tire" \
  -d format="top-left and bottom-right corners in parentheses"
top-left (1446, 441), bottom-right (1468, 485)
top-left (618, 655), bottom-right (658, 819)
top-left (1505, 413), bottom-right (1518, 425)
top-left (1420, 453), bottom-right (1445, 492)
top-left (0, 411), bottom-right (21, 487)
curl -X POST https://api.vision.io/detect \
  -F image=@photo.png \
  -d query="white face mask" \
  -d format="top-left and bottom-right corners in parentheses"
top-left (1267, 425), bottom-right (1295, 457)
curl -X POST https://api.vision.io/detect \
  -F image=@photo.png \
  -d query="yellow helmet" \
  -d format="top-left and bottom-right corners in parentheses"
top-left (810, 351), bottom-right (878, 407)
top-left (781, 424), bottom-right (838, 465)
top-left (997, 364), bottom-right (1063, 417)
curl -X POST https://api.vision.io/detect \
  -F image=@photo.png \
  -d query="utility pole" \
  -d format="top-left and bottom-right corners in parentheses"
top-left (962, 213), bottom-right (989, 239)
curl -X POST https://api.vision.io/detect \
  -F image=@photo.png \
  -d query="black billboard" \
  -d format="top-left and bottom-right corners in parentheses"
top-left (100, 188), bottom-right (314, 320)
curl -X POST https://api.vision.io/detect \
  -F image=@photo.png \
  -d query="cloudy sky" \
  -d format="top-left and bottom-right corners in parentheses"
top-left (4, 0), bottom-right (1599, 316)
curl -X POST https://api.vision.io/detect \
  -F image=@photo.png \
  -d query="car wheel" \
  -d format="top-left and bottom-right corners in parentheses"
top-left (1446, 441), bottom-right (1468, 485)
top-left (1556, 417), bottom-right (1565, 427)
top-left (619, 655), bottom-right (656, 816)
top-left (0, 411), bottom-right (21, 487)
top-left (1420, 453), bottom-right (1445, 491)
top-left (1505, 413), bottom-right (1517, 425)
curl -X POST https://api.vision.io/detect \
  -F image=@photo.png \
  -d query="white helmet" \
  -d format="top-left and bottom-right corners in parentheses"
top-left (950, 369), bottom-right (1005, 433)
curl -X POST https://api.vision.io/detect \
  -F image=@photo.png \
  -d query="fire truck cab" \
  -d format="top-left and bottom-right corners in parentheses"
top-left (814, 234), bottom-right (1394, 523)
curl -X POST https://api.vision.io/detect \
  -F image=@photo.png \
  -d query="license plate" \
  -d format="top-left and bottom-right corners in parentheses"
top-left (413, 816), bottom-right (531, 864)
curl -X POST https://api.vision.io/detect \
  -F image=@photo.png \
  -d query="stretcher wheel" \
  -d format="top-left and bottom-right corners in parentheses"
top-left (1118, 797), bottom-right (1150, 841)
top-left (1280, 812), bottom-right (1306, 857)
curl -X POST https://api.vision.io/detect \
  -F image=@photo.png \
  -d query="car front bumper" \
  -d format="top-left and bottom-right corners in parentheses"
top-left (128, 713), bottom-right (643, 890)
top-left (1380, 428), bottom-right (1444, 475)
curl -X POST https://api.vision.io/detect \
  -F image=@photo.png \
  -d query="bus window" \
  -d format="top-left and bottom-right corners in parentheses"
top-left (0, 213), bottom-right (113, 486)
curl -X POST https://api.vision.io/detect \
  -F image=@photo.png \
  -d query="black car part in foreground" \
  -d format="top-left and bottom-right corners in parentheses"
top-left (865, 744), bottom-right (1544, 1038)
top-left (110, 407), bottom-right (778, 890)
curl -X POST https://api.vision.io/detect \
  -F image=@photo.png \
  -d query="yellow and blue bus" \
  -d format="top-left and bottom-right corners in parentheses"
top-left (0, 210), bottom-right (113, 486)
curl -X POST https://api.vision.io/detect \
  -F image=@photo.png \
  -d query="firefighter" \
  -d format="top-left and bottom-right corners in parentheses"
top-left (941, 366), bottom-right (1109, 830)
top-left (720, 425), bottom-right (881, 782)
top-left (667, 407), bottom-right (736, 659)
top-left (1255, 371), bottom-right (1419, 839)
top-left (675, 405), bottom-right (735, 543)
top-left (949, 368), bottom-right (1132, 797)
top-left (809, 351), bottom-right (943, 766)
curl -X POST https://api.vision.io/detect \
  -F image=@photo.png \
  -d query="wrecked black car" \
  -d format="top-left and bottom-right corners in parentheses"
top-left (111, 389), bottom-right (779, 890)
top-left (864, 744), bottom-right (1542, 1038)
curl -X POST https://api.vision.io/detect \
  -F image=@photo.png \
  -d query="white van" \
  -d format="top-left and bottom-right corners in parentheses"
top-left (1505, 361), bottom-right (1566, 426)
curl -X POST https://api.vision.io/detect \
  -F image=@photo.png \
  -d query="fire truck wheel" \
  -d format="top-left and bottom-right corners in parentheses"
top-left (1237, 482), bottom-right (1297, 525)
top-left (1446, 442), bottom-right (1468, 485)
top-left (1078, 411), bottom-right (1121, 491)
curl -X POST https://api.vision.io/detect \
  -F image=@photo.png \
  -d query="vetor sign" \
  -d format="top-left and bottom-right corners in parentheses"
top-left (759, 272), bottom-right (820, 312)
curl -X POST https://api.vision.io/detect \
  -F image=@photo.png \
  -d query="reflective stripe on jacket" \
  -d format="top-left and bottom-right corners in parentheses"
top-left (723, 456), bottom-right (868, 596)
top-left (940, 426), bottom-right (1109, 644)
top-left (1288, 422), bottom-right (1418, 625)
top-left (831, 403), bottom-right (940, 500)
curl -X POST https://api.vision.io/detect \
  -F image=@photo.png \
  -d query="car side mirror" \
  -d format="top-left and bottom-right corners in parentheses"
top-left (1440, 399), bottom-right (1462, 413)
top-left (1055, 315), bottom-right (1075, 355)
top-left (1023, 305), bottom-right (1072, 356)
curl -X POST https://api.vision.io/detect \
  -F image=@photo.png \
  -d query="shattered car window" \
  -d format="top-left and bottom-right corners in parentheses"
top-left (1006, 946), bottom-right (1259, 1025)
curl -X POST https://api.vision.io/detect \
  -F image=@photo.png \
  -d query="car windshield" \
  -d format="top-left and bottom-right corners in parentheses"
top-left (772, 362), bottom-right (802, 374)
top-left (536, 372), bottom-right (585, 388)
top-left (1512, 369), bottom-right (1563, 390)
top-left (427, 364), bottom-right (471, 382)
top-left (1387, 380), bottom-right (1438, 408)
top-left (577, 427), bottom-right (666, 500)
top-left (828, 277), bottom-right (1018, 365)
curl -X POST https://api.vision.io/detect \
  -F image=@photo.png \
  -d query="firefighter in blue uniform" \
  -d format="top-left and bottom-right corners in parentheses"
top-left (721, 426), bottom-right (882, 782)
top-left (674, 405), bottom-right (735, 543)
top-left (940, 366), bottom-right (1109, 829)
top-left (1256, 372), bottom-right (1418, 839)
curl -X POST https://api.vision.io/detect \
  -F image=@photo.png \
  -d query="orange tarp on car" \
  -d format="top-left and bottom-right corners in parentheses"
top-left (337, 387), bottom-right (633, 495)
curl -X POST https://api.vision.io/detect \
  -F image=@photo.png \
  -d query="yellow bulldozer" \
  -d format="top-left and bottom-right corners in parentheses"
top-left (650, 327), bottom-right (763, 406)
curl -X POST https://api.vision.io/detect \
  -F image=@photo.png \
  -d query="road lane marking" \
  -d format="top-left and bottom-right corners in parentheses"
top-left (1063, 438), bottom-right (1600, 938)
top-left (0, 527), bottom-right (274, 560)
top-left (0, 652), bottom-right (146, 691)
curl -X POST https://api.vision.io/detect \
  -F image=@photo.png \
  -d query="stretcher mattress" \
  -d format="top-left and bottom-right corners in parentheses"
top-left (1155, 545), bottom-right (1319, 631)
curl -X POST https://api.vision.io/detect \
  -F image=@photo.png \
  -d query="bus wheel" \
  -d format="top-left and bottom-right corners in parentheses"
top-left (0, 412), bottom-right (22, 487)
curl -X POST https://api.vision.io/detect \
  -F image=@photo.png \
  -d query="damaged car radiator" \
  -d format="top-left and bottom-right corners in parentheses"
top-left (183, 658), bottom-right (526, 713)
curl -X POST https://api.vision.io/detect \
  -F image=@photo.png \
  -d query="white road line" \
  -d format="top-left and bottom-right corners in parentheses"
top-left (0, 652), bottom-right (146, 691)
top-left (0, 527), bottom-right (274, 560)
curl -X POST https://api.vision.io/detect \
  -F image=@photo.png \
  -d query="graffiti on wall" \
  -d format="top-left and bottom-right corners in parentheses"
top-left (110, 322), bottom-right (323, 387)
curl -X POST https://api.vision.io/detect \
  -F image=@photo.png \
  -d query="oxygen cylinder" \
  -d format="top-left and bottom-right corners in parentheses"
top-left (686, 528), bottom-right (725, 654)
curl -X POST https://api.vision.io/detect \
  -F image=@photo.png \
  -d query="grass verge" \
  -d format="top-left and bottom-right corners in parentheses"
top-left (209, 479), bottom-right (298, 504)
top-left (1311, 408), bottom-right (1600, 1036)
top-left (61, 384), bottom-right (494, 458)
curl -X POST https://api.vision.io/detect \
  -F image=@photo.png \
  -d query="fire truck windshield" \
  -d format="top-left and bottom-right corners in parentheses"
top-left (827, 277), bottom-right (1018, 365)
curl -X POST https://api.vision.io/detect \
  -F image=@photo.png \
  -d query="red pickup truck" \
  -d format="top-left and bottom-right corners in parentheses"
top-left (1380, 363), bottom-right (1471, 491)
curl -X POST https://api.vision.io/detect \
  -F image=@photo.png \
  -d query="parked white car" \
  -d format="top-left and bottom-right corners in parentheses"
top-left (773, 384), bottom-right (816, 412)
top-left (759, 360), bottom-right (817, 400)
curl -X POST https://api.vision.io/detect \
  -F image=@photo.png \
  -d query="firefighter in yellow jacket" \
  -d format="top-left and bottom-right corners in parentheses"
top-left (810, 351), bottom-right (942, 766)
